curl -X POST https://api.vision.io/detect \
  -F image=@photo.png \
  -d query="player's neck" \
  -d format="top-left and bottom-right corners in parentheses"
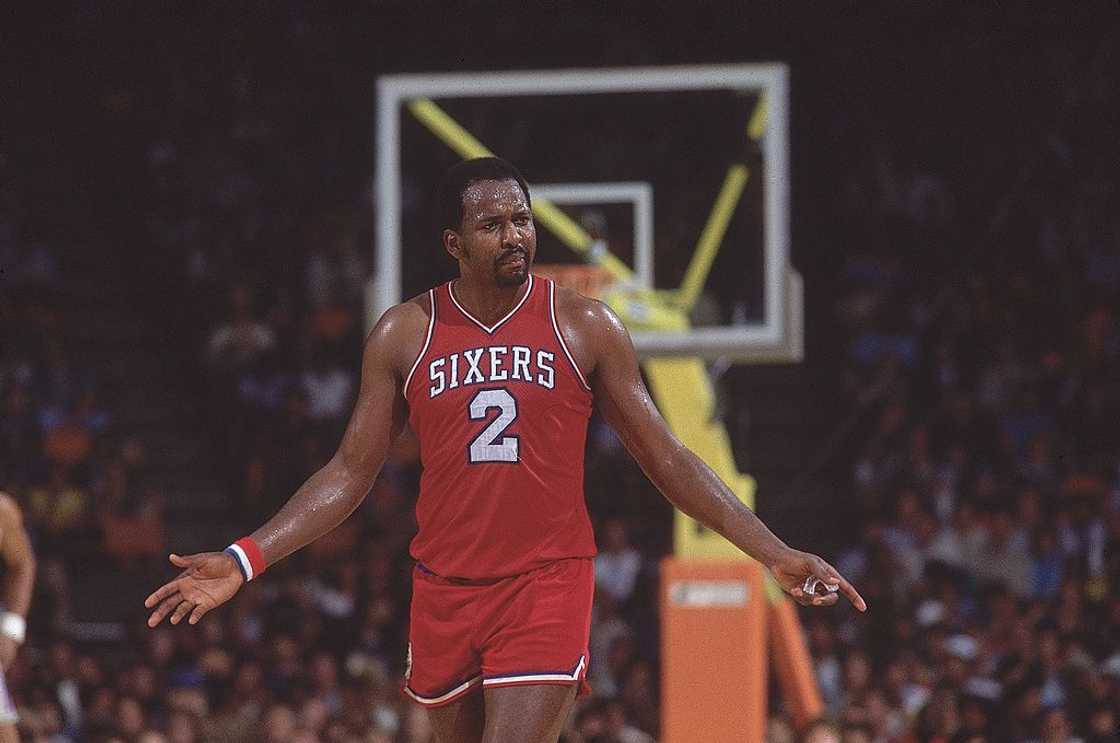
top-left (452, 275), bottom-right (530, 327)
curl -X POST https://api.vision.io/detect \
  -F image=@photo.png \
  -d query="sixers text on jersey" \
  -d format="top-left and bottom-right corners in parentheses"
top-left (426, 346), bottom-right (557, 398)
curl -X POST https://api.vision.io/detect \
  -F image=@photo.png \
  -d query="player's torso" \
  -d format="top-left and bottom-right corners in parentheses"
top-left (404, 275), bottom-right (596, 579)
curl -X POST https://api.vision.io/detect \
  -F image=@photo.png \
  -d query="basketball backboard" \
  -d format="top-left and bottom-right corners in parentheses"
top-left (374, 64), bottom-right (801, 362)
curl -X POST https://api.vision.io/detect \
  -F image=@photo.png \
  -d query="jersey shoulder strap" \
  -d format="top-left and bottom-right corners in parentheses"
top-left (404, 288), bottom-right (438, 393)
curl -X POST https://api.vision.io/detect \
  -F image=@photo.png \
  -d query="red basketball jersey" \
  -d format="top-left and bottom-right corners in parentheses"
top-left (404, 275), bottom-right (597, 580)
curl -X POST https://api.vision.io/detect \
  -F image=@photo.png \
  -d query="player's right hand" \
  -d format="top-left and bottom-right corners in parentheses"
top-left (145, 552), bottom-right (244, 627)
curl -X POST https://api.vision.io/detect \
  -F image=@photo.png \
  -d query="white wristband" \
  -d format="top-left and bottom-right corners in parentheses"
top-left (0, 612), bottom-right (25, 644)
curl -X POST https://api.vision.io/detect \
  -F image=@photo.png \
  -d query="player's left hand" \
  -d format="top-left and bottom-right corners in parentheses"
top-left (769, 548), bottom-right (867, 612)
top-left (0, 636), bottom-right (18, 670)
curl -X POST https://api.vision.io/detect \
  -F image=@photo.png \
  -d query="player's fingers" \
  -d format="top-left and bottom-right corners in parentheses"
top-left (147, 593), bottom-right (181, 627)
top-left (169, 553), bottom-right (203, 569)
top-left (783, 578), bottom-right (813, 605)
top-left (169, 600), bottom-right (194, 625)
top-left (188, 604), bottom-right (209, 625)
top-left (145, 580), bottom-right (182, 608)
top-left (793, 592), bottom-right (815, 607)
top-left (811, 592), bottom-right (840, 607)
top-left (837, 578), bottom-right (867, 612)
top-left (816, 560), bottom-right (867, 612)
top-left (771, 565), bottom-right (805, 599)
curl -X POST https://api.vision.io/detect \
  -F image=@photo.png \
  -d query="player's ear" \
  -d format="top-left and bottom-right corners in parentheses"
top-left (443, 229), bottom-right (465, 261)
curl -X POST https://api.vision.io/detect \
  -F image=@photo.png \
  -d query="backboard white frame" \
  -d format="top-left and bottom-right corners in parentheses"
top-left (531, 182), bottom-right (654, 289)
top-left (375, 64), bottom-right (802, 362)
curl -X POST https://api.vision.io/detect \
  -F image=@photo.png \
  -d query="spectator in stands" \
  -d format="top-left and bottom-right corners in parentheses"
top-left (306, 232), bottom-right (367, 310)
top-left (96, 439), bottom-right (165, 562)
top-left (38, 386), bottom-right (111, 438)
top-left (26, 465), bottom-right (91, 551)
top-left (299, 347), bottom-right (354, 425)
top-left (236, 347), bottom-right (291, 418)
top-left (0, 382), bottom-right (40, 489)
top-left (206, 286), bottom-right (276, 374)
top-left (40, 410), bottom-right (93, 473)
top-left (801, 718), bottom-right (842, 743)
top-left (594, 519), bottom-right (642, 605)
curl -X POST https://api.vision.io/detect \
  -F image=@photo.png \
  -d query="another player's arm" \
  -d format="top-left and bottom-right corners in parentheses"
top-left (146, 302), bottom-right (423, 627)
top-left (0, 493), bottom-right (36, 668)
top-left (567, 297), bottom-right (865, 611)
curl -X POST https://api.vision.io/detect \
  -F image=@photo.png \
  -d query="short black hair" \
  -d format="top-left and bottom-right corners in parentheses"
top-left (435, 157), bottom-right (531, 233)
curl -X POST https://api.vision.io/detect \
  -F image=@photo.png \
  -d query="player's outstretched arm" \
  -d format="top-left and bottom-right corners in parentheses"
top-left (573, 298), bottom-right (866, 612)
top-left (146, 302), bottom-right (422, 627)
top-left (0, 493), bottom-right (36, 668)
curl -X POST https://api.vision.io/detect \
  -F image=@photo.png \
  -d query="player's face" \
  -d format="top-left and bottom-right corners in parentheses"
top-left (450, 178), bottom-right (536, 288)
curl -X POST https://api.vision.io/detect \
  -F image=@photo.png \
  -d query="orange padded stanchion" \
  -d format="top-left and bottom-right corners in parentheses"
top-left (660, 559), bottom-right (767, 743)
top-left (768, 592), bottom-right (824, 728)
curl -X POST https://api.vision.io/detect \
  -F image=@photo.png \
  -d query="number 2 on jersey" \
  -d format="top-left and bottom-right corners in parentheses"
top-left (468, 388), bottom-right (519, 463)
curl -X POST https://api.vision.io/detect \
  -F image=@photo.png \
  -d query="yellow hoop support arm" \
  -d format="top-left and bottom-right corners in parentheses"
top-left (747, 94), bottom-right (769, 142)
top-left (673, 96), bottom-right (768, 312)
top-left (674, 164), bottom-right (750, 311)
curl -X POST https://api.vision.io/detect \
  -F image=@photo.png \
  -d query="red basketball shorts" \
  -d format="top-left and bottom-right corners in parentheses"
top-left (403, 557), bottom-right (594, 707)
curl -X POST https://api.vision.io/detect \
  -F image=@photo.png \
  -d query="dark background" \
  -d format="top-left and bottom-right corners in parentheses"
top-left (2, 3), bottom-right (1119, 742)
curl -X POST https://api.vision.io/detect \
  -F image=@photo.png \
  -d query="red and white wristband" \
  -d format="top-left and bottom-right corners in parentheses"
top-left (224, 537), bottom-right (267, 583)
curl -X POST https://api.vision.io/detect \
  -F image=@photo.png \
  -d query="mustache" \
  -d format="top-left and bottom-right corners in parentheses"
top-left (497, 247), bottom-right (528, 262)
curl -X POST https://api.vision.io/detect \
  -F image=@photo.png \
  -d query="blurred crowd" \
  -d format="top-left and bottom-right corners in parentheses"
top-left (0, 246), bottom-right (169, 629)
top-left (4, 4), bottom-right (1120, 743)
top-left (774, 20), bottom-right (1120, 743)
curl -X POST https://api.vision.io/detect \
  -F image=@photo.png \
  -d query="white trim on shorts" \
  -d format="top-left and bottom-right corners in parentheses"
top-left (403, 675), bottom-right (483, 707)
top-left (482, 655), bottom-right (587, 688)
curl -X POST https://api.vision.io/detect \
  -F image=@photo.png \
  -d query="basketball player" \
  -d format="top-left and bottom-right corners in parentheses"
top-left (0, 492), bottom-right (36, 742)
top-left (146, 157), bottom-right (866, 742)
